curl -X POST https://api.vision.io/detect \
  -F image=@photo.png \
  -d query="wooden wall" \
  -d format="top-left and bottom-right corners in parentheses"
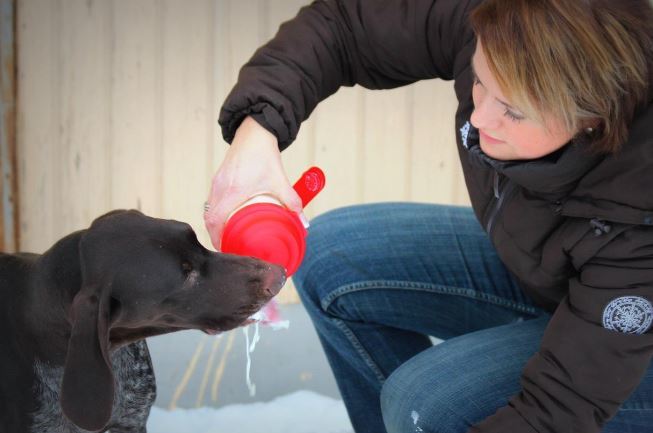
top-left (1, 0), bottom-right (18, 253)
top-left (16, 0), bottom-right (468, 302)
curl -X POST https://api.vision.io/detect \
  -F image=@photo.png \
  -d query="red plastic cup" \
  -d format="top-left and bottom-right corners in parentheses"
top-left (220, 167), bottom-right (325, 276)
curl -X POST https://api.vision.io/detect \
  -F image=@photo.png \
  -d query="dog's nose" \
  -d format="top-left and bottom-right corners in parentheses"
top-left (263, 265), bottom-right (286, 297)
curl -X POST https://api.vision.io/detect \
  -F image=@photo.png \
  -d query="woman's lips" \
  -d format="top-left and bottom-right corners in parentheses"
top-left (479, 129), bottom-right (505, 145)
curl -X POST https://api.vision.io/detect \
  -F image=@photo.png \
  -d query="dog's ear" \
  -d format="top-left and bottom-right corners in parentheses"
top-left (61, 286), bottom-right (113, 431)
top-left (60, 235), bottom-right (115, 431)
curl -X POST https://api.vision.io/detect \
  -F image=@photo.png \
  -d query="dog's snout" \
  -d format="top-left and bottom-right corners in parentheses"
top-left (262, 265), bottom-right (286, 297)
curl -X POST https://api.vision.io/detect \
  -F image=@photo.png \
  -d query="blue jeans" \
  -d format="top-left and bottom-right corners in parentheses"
top-left (293, 203), bottom-right (653, 433)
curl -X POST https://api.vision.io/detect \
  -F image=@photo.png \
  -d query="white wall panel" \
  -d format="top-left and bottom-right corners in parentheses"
top-left (111, 0), bottom-right (161, 215)
top-left (57, 0), bottom-right (113, 233)
top-left (17, 0), bottom-right (469, 302)
top-left (17, 0), bottom-right (58, 252)
top-left (160, 0), bottom-right (214, 239)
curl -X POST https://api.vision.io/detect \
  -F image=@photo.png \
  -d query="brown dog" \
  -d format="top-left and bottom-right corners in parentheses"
top-left (0, 210), bottom-right (285, 432)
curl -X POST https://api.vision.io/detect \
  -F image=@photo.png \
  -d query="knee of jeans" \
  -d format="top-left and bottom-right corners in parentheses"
top-left (381, 369), bottom-right (427, 433)
top-left (380, 361), bottom-right (470, 433)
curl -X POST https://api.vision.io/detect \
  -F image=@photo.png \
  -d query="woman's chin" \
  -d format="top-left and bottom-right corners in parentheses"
top-left (479, 141), bottom-right (511, 160)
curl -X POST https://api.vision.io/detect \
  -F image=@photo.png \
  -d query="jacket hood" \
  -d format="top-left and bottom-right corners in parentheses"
top-left (565, 103), bottom-right (653, 224)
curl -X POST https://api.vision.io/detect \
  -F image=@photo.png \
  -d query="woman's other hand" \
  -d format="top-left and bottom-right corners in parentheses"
top-left (204, 116), bottom-right (303, 250)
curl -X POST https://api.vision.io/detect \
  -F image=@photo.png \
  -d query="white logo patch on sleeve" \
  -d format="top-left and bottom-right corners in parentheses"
top-left (602, 296), bottom-right (653, 335)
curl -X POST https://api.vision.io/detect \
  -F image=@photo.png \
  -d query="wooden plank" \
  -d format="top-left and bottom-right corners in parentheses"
top-left (111, 0), bottom-right (161, 216)
top-left (160, 0), bottom-right (214, 247)
top-left (410, 79), bottom-right (469, 205)
top-left (210, 0), bottom-right (230, 178)
top-left (362, 87), bottom-right (412, 203)
top-left (227, 0), bottom-right (261, 85)
top-left (56, 0), bottom-right (112, 235)
top-left (16, 0), bottom-right (58, 253)
top-left (312, 87), bottom-right (364, 215)
top-left (0, 0), bottom-right (17, 252)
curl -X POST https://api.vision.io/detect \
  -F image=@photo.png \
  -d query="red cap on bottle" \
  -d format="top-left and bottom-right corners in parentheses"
top-left (221, 167), bottom-right (325, 276)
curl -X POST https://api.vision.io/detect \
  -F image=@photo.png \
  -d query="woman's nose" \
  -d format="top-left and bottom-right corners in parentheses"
top-left (470, 87), bottom-right (501, 131)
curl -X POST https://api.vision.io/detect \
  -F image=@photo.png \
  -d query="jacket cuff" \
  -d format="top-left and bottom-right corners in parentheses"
top-left (218, 102), bottom-right (292, 150)
top-left (468, 406), bottom-right (539, 433)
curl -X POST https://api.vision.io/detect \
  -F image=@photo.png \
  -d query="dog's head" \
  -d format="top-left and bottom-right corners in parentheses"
top-left (59, 210), bottom-right (286, 431)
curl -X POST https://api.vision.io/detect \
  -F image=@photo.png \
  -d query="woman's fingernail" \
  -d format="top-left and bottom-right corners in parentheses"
top-left (298, 212), bottom-right (310, 228)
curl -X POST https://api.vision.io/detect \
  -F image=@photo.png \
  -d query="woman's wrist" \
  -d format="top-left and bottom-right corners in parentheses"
top-left (233, 116), bottom-right (278, 150)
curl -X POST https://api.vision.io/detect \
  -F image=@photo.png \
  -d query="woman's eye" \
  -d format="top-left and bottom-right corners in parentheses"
top-left (503, 108), bottom-right (525, 123)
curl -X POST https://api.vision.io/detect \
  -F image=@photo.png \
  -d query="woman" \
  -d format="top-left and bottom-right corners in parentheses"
top-left (204, 0), bottom-right (653, 432)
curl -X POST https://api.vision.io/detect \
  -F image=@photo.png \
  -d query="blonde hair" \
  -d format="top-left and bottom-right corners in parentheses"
top-left (470, 0), bottom-right (653, 153)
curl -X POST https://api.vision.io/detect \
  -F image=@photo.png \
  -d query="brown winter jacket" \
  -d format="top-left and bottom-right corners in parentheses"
top-left (218, 1), bottom-right (653, 432)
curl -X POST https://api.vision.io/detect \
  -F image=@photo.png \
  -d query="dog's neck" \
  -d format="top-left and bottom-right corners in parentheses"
top-left (27, 231), bottom-right (86, 364)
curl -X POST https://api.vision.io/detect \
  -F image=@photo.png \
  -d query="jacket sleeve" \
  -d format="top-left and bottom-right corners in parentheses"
top-left (218, 0), bottom-right (478, 149)
top-left (470, 224), bottom-right (653, 433)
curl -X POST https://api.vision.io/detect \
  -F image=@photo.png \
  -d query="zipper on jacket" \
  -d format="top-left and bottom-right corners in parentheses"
top-left (485, 171), bottom-right (516, 235)
top-left (493, 170), bottom-right (501, 199)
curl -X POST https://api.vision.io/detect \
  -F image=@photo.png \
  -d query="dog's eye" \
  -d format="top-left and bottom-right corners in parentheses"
top-left (181, 261), bottom-right (193, 275)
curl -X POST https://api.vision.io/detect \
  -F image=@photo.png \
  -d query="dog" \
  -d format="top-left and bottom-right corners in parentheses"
top-left (0, 209), bottom-right (286, 433)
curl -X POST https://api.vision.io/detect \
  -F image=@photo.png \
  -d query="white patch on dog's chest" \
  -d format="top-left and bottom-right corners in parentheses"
top-left (30, 340), bottom-right (156, 433)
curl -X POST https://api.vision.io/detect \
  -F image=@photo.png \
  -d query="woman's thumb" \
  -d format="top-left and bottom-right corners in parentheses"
top-left (279, 185), bottom-right (303, 214)
top-left (279, 185), bottom-right (308, 227)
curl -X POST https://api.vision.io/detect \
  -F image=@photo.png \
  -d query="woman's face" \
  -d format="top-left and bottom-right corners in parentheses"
top-left (470, 41), bottom-right (576, 160)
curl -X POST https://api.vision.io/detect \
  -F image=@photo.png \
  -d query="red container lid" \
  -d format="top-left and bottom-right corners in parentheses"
top-left (221, 203), bottom-right (307, 276)
top-left (220, 167), bottom-right (325, 276)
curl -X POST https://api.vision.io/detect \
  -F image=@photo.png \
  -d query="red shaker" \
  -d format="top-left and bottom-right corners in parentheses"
top-left (220, 167), bottom-right (326, 276)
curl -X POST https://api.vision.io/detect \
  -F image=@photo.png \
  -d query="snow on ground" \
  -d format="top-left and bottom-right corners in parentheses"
top-left (146, 390), bottom-right (354, 433)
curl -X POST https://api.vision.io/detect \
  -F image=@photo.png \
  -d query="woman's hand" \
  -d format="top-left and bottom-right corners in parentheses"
top-left (204, 116), bottom-right (303, 250)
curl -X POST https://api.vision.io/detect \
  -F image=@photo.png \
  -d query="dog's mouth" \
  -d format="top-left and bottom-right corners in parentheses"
top-left (200, 305), bottom-right (264, 335)
top-left (202, 317), bottom-right (257, 335)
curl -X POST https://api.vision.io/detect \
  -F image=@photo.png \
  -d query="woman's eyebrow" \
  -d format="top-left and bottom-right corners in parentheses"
top-left (470, 56), bottom-right (519, 111)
